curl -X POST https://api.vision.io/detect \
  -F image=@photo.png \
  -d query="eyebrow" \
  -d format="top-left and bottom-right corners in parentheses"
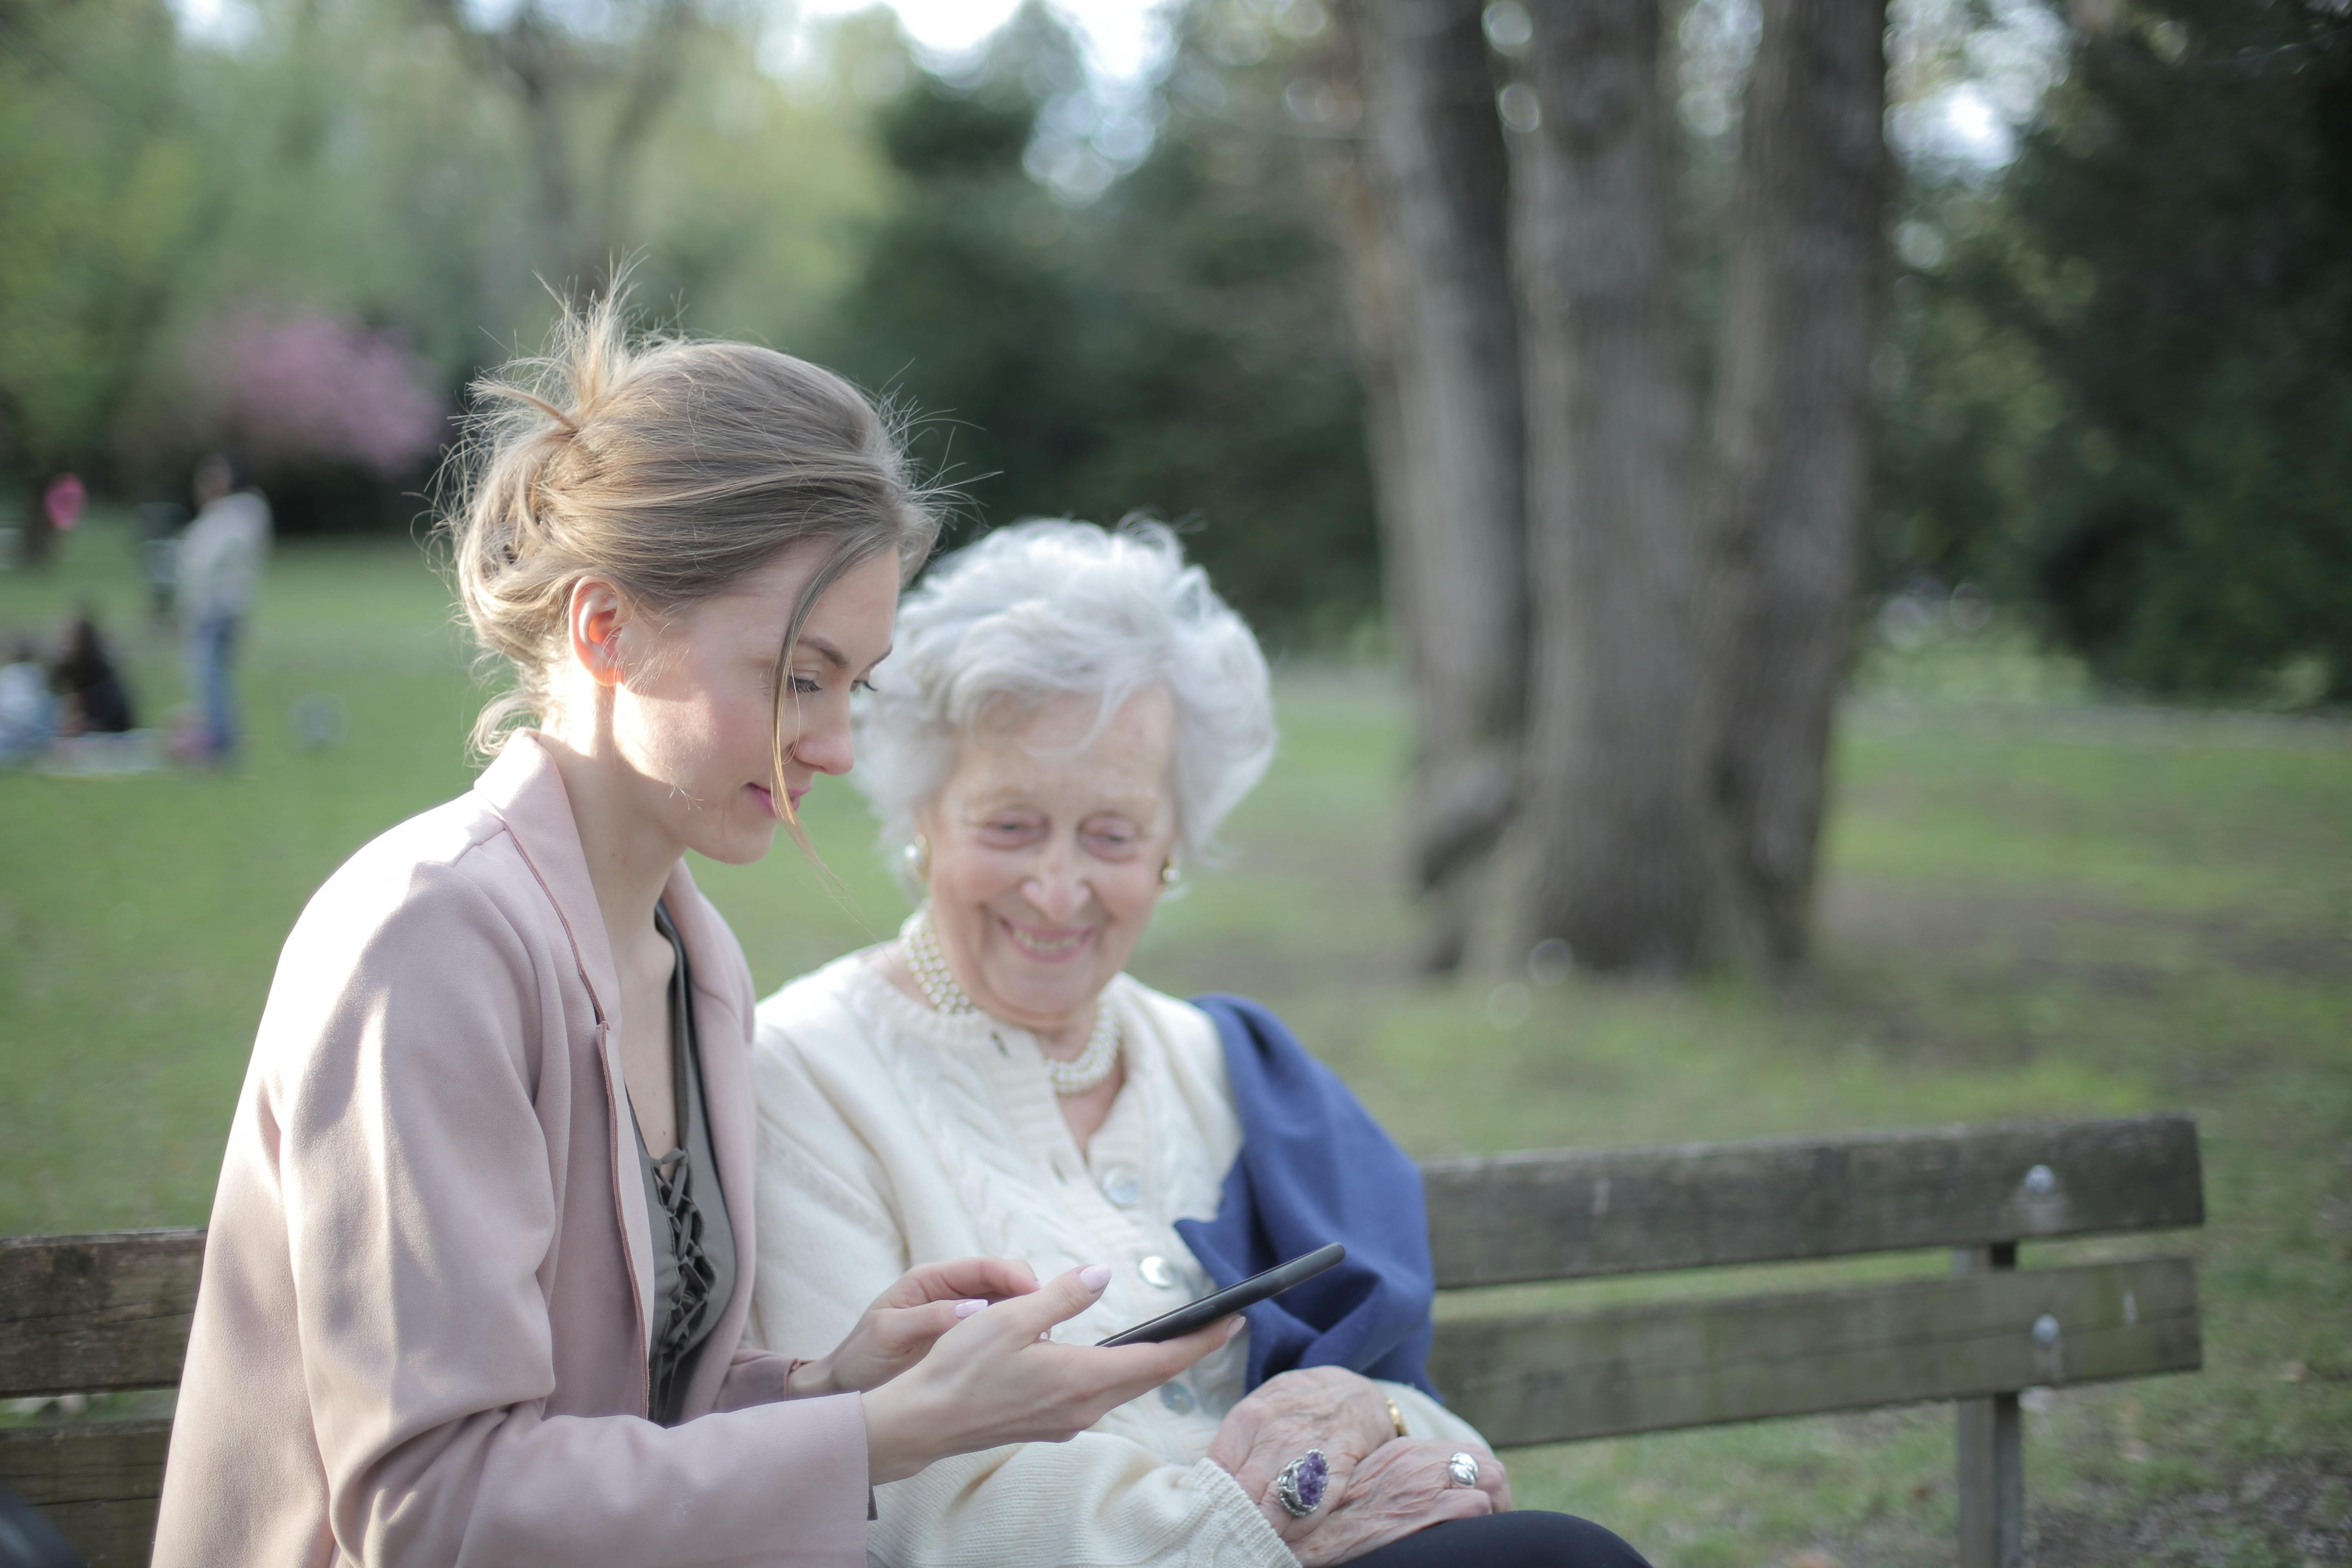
top-left (796, 635), bottom-right (889, 673)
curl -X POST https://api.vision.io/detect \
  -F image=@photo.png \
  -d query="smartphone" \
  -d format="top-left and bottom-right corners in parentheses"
top-left (1094, 1243), bottom-right (1347, 1347)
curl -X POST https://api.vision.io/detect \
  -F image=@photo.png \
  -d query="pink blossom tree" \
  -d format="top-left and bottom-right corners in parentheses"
top-left (193, 310), bottom-right (446, 476)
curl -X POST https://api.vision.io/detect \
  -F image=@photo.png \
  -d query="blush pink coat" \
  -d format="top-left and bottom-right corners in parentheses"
top-left (154, 734), bottom-right (869, 1567)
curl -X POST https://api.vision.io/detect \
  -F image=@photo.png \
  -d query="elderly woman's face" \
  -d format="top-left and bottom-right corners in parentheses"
top-left (922, 686), bottom-right (1179, 1034)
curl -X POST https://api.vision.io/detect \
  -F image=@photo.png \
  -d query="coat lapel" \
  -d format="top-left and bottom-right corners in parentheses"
top-left (474, 734), bottom-right (658, 1357)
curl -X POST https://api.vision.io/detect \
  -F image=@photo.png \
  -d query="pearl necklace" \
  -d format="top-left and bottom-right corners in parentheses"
top-left (901, 907), bottom-right (1122, 1096)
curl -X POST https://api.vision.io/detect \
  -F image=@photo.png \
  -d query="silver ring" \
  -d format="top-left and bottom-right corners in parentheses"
top-left (1274, 1449), bottom-right (1330, 1517)
top-left (1447, 1450), bottom-right (1481, 1488)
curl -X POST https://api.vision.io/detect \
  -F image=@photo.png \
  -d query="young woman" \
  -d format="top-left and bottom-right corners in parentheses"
top-left (153, 301), bottom-right (1231, 1568)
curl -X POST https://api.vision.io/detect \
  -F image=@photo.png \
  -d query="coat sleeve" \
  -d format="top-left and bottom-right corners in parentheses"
top-left (748, 1025), bottom-right (1295, 1568)
top-left (269, 861), bottom-right (868, 1568)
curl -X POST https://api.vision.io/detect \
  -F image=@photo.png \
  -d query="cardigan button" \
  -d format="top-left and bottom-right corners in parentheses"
top-left (1100, 1165), bottom-right (1142, 1207)
top-left (1158, 1381), bottom-right (1196, 1415)
top-left (1139, 1254), bottom-right (1179, 1290)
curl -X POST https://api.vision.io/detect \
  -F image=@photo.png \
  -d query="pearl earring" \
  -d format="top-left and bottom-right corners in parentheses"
top-left (1160, 858), bottom-right (1181, 888)
top-left (902, 833), bottom-right (931, 882)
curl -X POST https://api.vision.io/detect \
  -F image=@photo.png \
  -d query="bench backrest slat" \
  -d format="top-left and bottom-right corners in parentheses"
top-left (1421, 1113), bottom-right (2203, 1288)
top-left (0, 1230), bottom-right (206, 1399)
top-left (1428, 1254), bottom-right (2201, 1446)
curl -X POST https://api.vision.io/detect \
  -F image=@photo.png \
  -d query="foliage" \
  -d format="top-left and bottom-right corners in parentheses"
top-left (0, 0), bottom-right (209, 484)
top-left (1880, 0), bottom-right (2352, 699)
top-left (815, 1), bottom-right (1382, 646)
top-left (0, 0), bottom-right (884, 530)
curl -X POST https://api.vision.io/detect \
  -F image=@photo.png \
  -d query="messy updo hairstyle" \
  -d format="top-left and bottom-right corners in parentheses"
top-left (439, 290), bottom-right (940, 825)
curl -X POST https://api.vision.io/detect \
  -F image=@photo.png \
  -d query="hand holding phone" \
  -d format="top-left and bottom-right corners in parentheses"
top-left (1096, 1243), bottom-right (1347, 1347)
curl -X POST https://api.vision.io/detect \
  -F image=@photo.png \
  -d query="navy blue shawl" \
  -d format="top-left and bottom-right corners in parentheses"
top-left (1173, 995), bottom-right (1439, 1398)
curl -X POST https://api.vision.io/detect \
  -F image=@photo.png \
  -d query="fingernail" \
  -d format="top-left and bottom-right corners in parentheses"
top-left (1225, 1317), bottom-right (1245, 1341)
top-left (1079, 1264), bottom-right (1113, 1292)
top-left (954, 1298), bottom-right (988, 1319)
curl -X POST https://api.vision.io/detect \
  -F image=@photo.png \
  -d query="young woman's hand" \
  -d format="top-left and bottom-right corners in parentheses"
top-left (859, 1264), bottom-right (1239, 1484)
top-left (1206, 1367), bottom-right (1401, 1542)
top-left (787, 1256), bottom-right (1041, 1398)
top-left (1295, 1440), bottom-right (1512, 1566)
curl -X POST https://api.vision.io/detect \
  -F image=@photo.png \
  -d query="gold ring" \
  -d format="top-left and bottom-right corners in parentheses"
top-left (1384, 1396), bottom-right (1408, 1439)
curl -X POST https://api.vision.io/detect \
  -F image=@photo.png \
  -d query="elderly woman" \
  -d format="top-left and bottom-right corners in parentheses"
top-left (749, 523), bottom-right (1647, 1568)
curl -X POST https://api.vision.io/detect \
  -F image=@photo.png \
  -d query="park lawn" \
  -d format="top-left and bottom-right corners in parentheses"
top-left (2, 521), bottom-right (2348, 1565)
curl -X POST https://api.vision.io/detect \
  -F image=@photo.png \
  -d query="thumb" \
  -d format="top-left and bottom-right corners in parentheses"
top-left (989, 1263), bottom-right (1114, 1341)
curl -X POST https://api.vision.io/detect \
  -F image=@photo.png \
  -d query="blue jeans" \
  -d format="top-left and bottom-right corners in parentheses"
top-left (188, 614), bottom-right (242, 758)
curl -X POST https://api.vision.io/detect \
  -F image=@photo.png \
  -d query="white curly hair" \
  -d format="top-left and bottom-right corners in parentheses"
top-left (853, 519), bottom-right (1276, 888)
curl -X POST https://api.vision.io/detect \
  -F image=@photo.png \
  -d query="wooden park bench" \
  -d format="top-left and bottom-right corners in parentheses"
top-left (1, 1112), bottom-right (2202, 1567)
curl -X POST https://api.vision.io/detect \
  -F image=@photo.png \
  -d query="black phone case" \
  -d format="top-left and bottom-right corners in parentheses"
top-left (1095, 1242), bottom-right (1348, 1346)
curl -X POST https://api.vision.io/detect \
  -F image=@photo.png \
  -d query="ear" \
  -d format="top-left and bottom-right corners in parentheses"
top-left (566, 577), bottom-right (632, 689)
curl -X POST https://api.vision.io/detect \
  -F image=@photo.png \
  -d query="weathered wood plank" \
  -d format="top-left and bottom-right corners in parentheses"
top-left (0, 1420), bottom-right (169, 1566)
top-left (1429, 1256), bottom-right (2200, 1448)
top-left (0, 1230), bottom-right (205, 1397)
top-left (1420, 1114), bottom-right (2202, 1287)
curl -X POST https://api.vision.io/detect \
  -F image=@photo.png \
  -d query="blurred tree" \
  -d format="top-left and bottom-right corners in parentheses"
top-left (1333, 0), bottom-right (1889, 976)
top-left (817, 0), bottom-right (1382, 644)
top-left (1336, 0), bottom-right (1528, 972)
top-left (1703, 0), bottom-right (1888, 969)
top-left (0, 0), bottom-right (211, 560)
top-left (3, 0), bottom-right (884, 535)
top-left (1511, 0), bottom-right (1714, 974)
top-left (1884, 0), bottom-right (2352, 698)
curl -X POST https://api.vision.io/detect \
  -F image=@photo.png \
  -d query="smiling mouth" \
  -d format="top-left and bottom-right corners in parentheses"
top-left (1000, 919), bottom-right (1096, 962)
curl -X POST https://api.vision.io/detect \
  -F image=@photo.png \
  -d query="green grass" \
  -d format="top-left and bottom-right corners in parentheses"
top-left (4, 517), bottom-right (2348, 1564)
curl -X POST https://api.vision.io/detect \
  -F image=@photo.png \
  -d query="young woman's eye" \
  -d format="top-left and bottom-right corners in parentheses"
top-left (791, 675), bottom-right (822, 697)
top-left (852, 678), bottom-right (878, 695)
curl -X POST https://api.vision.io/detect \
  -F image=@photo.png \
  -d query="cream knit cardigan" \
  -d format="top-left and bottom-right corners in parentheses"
top-left (748, 953), bottom-right (1484, 1568)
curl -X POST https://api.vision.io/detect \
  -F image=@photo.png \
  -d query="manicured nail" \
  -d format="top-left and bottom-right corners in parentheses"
top-left (1079, 1264), bottom-right (1113, 1292)
top-left (1225, 1317), bottom-right (1245, 1341)
top-left (954, 1298), bottom-right (988, 1319)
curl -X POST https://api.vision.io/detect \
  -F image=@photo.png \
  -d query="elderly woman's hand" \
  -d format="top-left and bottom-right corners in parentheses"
top-left (1206, 1368), bottom-right (1403, 1543)
top-left (1292, 1440), bottom-right (1512, 1566)
top-left (786, 1256), bottom-right (1039, 1398)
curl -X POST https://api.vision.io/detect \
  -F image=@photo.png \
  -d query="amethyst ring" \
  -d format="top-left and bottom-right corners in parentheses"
top-left (1274, 1449), bottom-right (1329, 1517)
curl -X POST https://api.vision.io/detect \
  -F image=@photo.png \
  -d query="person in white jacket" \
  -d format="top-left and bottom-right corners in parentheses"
top-left (176, 451), bottom-right (271, 760)
top-left (750, 523), bottom-right (1649, 1568)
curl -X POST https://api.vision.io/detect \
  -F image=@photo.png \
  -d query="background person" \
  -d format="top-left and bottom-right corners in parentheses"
top-left (175, 451), bottom-right (270, 760)
top-left (155, 303), bottom-right (1232, 1568)
top-left (750, 522), bottom-right (1648, 1567)
top-left (0, 636), bottom-right (58, 762)
top-left (51, 608), bottom-right (135, 735)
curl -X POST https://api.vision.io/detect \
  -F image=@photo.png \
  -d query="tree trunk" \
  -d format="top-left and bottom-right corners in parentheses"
top-left (1704, 0), bottom-right (1888, 971)
top-left (1513, 0), bottom-right (1713, 974)
top-left (1341, 0), bottom-right (1529, 972)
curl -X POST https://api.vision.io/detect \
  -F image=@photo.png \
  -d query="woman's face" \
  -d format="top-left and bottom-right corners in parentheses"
top-left (922, 686), bottom-right (1180, 1035)
top-left (601, 544), bottom-right (902, 867)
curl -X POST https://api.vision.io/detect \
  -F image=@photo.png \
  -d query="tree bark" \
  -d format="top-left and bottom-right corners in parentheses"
top-left (1341, 0), bottom-right (1529, 971)
top-left (1513, 0), bottom-right (1713, 974)
top-left (1704, 0), bottom-right (1887, 971)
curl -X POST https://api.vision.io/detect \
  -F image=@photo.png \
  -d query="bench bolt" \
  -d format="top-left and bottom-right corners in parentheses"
top-left (2024, 1164), bottom-right (2055, 1195)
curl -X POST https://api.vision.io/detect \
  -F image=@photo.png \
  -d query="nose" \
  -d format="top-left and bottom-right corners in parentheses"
top-left (1021, 841), bottom-right (1088, 924)
top-left (790, 697), bottom-right (855, 777)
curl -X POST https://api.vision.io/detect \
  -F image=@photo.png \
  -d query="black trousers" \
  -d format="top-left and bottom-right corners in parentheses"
top-left (1343, 1510), bottom-right (1653, 1568)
